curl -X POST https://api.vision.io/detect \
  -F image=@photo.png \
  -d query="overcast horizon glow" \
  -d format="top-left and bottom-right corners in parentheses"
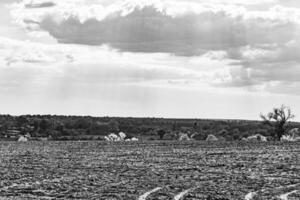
top-left (0, 0), bottom-right (300, 121)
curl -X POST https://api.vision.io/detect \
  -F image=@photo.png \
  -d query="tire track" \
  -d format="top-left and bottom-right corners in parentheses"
top-left (138, 187), bottom-right (162, 200)
top-left (279, 190), bottom-right (298, 200)
top-left (245, 191), bottom-right (257, 200)
top-left (174, 188), bottom-right (194, 200)
top-left (244, 184), bottom-right (299, 200)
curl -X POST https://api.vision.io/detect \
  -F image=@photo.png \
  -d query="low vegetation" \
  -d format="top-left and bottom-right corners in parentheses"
top-left (0, 105), bottom-right (299, 142)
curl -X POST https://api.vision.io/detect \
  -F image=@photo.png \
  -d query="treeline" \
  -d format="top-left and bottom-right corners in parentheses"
top-left (0, 115), bottom-right (299, 140)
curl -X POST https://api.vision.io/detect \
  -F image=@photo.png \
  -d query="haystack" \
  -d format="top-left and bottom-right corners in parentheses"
top-left (105, 133), bottom-right (138, 142)
top-left (289, 128), bottom-right (300, 136)
top-left (118, 132), bottom-right (127, 140)
top-left (39, 137), bottom-right (48, 141)
top-left (281, 128), bottom-right (300, 141)
top-left (179, 133), bottom-right (191, 141)
top-left (18, 135), bottom-right (28, 142)
top-left (246, 134), bottom-right (267, 142)
top-left (131, 137), bottom-right (139, 141)
top-left (206, 134), bottom-right (218, 141)
top-left (105, 133), bottom-right (120, 141)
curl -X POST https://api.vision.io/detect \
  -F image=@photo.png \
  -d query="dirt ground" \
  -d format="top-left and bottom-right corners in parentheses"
top-left (0, 141), bottom-right (299, 200)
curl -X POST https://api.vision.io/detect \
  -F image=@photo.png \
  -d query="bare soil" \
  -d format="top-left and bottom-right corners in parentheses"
top-left (0, 141), bottom-right (299, 199)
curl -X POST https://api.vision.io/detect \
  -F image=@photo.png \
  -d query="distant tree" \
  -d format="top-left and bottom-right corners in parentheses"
top-left (157, 129), bottom-right (166, 140)
top-left (172, 121), bottom-right (177, 131)
top-left (193, 122), bottom-right (198, 131)
top-left (75, 118), bottom-right (91, 129)
top-left (55, 122), bottom-right (65, 132)
top-left (32, 119), bottom-right (40, 131)
top-left (217, 129), bottom-right (230, 141)
top-left (49, 130), bottom-right (63, 139)
top-left (260, 105), bottom-right (295, 140)
top-left (191, 132), bottom-right (206, 141)
top-left (108, 119), bottom-right (119, 132)
top-left (218, 129), bottom-right (228, 136)
top-left (232, 128), bottom-right (240, 140)
top-left (39, 119), bottom-right (52, 131)
top-left (16, 116), bottom-right (29, 127)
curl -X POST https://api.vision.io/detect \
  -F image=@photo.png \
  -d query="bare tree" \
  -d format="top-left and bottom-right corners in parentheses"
top-left (260, 105), bottom-right (295, 140)
top-left (157, 129), bottom-right (166, 140)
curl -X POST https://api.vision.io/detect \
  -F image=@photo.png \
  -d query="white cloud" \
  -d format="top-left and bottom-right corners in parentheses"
top-left (2, 0), bottom-right (300, 97)
top-left (8, 0), bottom-right (300, 56)
top-left (0, 36), bottom-right (74, 65)
top-left (0, 37), bottom-right (227, 87)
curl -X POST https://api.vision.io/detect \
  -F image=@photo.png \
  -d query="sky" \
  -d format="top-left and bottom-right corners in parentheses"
top-left (0, 0), bottom-right (300, 120)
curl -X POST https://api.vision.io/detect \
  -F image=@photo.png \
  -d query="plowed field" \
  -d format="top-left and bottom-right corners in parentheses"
top-left (0, 141), bottom-right (299, 200)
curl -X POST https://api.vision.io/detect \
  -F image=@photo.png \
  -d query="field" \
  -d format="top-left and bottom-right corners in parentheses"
top-left (0, 141), bottom-right (299, 200)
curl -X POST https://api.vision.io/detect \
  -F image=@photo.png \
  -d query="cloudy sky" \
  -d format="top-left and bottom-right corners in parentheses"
top-left (1, 0), bottom-right (300, 120)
